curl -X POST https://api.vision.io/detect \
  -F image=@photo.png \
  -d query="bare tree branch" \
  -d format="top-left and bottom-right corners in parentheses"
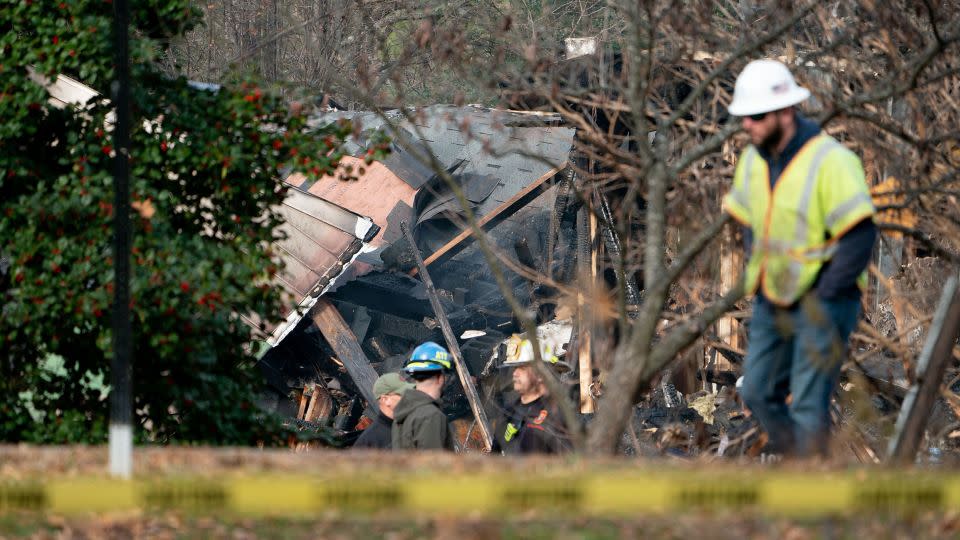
top-left (661, 1), bottom-right (819, 130)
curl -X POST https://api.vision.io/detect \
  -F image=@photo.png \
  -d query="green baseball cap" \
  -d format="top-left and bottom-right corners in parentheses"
top-left (373, 372), bottom-right (414, 398)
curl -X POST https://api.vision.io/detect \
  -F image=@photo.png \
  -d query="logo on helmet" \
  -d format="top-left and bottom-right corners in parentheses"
top-left (771, 81), bottom-right (790, 95)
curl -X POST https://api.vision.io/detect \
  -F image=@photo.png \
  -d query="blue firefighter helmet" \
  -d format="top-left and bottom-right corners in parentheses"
top-left (404, 341), bottom-right (452, 374)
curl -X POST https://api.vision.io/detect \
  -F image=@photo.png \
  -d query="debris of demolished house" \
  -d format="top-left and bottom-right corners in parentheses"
top-left (40, 71), bottom-right (960, 460)
top-left (252, 102), bottom-right (789, 456)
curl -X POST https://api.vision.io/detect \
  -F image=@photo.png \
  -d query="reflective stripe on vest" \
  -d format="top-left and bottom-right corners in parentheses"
top-left (776, 139), bottom-right (841, 302)
top-left (824, 191), bottom-right (874, 231)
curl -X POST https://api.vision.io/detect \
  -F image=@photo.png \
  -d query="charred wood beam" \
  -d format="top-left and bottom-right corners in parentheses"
top-left (333, 396), bottom-right (363, 432)
top-left (596, 190), bottom-right (642, 310)
top-left (546, 168), bottom-right (577, 281)
top-left (311, 298), bottom-right (381, 412)
top-left (335, 299), bottom-right (440, 345)
top-left (331, 272), bottom-right (440, 320)
top-left (349, 306), bottom-right (372, 343)
top-left (514, 238), bottom-right (538, 272)
top-left (695, 369), bottom-right (738, 388)
top-left (548, 169), bottom-right (582, 284)
top-left (403, 222), bottom-right (495, 451)
top-left (704, 341), bottom-right (744, 365)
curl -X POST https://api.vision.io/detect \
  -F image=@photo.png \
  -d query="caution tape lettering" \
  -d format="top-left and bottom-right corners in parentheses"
top-left (0, 485), bottom-right (47, 511)
top-left (854, 485), bottom-right (942, 510)
top-left (676, 485), bottom-right (759, 507)
top-left (502, 485), bottom-right (582, 509)
top-left (143, 483), bottom-right (228, 510)
top-left (320, 486), bottom-right (403, 510)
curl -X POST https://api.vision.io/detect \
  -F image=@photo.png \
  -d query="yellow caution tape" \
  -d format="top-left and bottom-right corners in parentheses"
top-left (1, 472), bottom-right (958, 516)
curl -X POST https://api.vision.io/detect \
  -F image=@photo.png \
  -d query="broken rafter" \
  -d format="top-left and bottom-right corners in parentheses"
top-left (311, 298), bottom-right (382, 413)
top-left (296, 387), bottom-right (310, 420)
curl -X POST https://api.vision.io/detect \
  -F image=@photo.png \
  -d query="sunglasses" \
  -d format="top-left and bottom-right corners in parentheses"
top-left (747, 111), bottom-right (770, 121)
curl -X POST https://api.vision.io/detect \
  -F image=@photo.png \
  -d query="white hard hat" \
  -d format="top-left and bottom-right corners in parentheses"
top-left (499, 335), bottom-right (570, 373)
top-left (728, 59), bottom-right (810, 116)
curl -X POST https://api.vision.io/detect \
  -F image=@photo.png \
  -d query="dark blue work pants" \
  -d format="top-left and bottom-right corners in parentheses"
top-left (739, 294), bottom-right (860, 457)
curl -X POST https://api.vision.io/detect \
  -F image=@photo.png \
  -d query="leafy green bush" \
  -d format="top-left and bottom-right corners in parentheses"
top-left (0, 0), bottom-right (360, 444)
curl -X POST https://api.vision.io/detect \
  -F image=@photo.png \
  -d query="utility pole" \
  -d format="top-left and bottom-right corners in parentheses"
top-left (109, 0), bottom-right (133, 478)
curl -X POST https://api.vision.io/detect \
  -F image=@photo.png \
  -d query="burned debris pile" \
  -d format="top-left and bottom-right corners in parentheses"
top-left (254, 105), bottom-right (580, 449)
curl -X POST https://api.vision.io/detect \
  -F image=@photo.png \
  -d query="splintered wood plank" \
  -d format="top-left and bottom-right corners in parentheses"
top-left (311, 298), bottom-right (381, 411)
top-left (716, 238), bottom-right (742, 371)
top-left (303, 386), bottom-right (319, 422)
top-left (580, 205), bottom-right (597, 414)
top-left (296, 387), bottom-right (309, 421)
top-left (578, 328), bottom-right (595, 413)
top-left (305, 385), bottom-right (335, 423)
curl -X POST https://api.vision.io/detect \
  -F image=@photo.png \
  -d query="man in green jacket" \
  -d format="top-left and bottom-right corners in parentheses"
top-left (391, 341), bottom-right (455, 451)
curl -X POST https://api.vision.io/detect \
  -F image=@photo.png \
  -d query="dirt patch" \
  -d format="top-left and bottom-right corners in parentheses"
top-left (2, 512), bottom-right (959, 540)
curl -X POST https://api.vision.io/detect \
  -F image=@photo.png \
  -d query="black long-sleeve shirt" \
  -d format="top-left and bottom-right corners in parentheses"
top-left (353, 412), bottom-right (393, 449)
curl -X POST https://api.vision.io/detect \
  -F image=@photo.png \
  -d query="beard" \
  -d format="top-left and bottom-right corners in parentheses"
top-left (759, 119), bottom-right (785, 155)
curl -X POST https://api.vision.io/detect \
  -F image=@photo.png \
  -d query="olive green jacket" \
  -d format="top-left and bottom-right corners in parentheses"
top-left (391, 389), bottom-right (453, 451)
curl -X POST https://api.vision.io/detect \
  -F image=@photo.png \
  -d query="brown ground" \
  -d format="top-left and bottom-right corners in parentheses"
top-left (2, 512), bottom-right (960, 540)
top-left (0, 444), bottom-right (892, 479)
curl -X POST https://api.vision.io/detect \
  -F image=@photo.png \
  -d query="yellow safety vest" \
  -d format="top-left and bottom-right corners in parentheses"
top-left (723, 134), bottom-right (875, 306)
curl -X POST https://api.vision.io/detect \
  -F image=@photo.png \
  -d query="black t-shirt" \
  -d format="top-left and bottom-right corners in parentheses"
top-left (494, 395), bottom-right (570, 455)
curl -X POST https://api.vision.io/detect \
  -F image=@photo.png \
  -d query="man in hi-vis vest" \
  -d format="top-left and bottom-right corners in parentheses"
top-left (723, 60), bottom-right (877, 458)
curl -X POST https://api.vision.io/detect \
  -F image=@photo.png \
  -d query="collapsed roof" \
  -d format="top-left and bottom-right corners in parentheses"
top-left (258, 106), bottom-right (579, 444)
